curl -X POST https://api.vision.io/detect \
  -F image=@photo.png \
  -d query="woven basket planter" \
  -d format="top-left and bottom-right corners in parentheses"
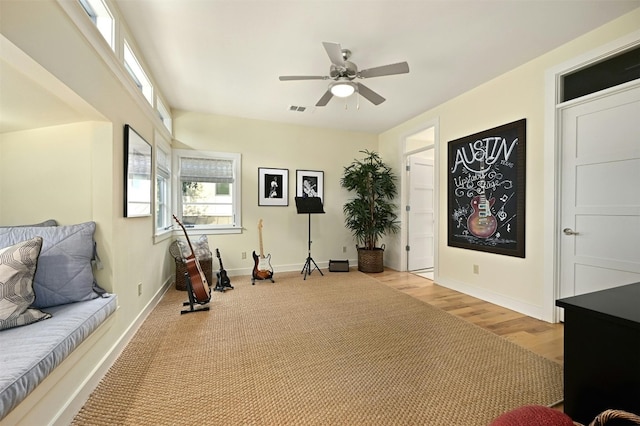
top-left (357, 246), bottom-right (385, 273)
top-left (169, 240), bottom-right (214, 291)
top-left (174, 258), bottom-right (214, 291)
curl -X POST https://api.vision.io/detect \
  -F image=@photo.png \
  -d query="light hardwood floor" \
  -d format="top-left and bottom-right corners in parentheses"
top-left (368, 269), bottom-right (564, 365)
top-left (368, 269), bottom-right (565, 410)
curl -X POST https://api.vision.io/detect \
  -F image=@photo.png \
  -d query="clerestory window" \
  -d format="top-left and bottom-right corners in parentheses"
top-left (124, 40), bottom-right (153, 105)
top-left (78, 0), bottom-right (114, 50)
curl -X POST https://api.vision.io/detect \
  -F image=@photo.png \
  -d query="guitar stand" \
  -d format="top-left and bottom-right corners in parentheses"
top-left (251, 275), bottom-right (275, 285)
top-left (214, 280), bottom-right (234, 292)
top-left (181, 273), bottom-right (210, 315)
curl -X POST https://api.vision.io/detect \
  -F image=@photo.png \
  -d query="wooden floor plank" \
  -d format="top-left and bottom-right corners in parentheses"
top-left (367, 269), bottom-right (564, 364)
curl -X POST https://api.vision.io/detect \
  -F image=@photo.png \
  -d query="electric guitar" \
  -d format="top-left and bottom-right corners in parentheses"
top-left (215, 248), bottom-right (233, 291)
top-left (252, 219), bottom-right (274, 281)
top-left (466, 161), bottom-right (497, 239)
top-left (172, 215), bottom-right (211, 303)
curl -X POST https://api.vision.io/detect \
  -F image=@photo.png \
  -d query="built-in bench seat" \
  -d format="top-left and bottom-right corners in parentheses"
top-left (0, 220), bottom-right (116, 421)
top-left (0, 294), bottom-right (118, 419)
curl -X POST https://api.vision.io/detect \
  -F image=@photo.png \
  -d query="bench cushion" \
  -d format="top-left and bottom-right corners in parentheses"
top-left (0, 294), bottom-right (117, 419)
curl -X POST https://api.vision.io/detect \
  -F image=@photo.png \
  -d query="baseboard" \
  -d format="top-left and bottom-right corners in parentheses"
top-left (51, 277), bottom-right (173, 425)
top-left (436, 276), bottom-right (545, 321)
top-left (225, 258), bottom-right (358, 278)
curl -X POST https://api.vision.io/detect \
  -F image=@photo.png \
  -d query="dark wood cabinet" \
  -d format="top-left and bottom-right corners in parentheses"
top-left (556, 282), bottom-right (640, 425)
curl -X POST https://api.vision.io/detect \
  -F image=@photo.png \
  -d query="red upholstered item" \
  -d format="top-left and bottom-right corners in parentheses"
top-left (490, 405), bottom-right (575, 426)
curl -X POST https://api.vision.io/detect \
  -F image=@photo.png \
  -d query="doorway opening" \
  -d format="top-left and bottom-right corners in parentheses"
top-left (402, 124), bottom-right (437, 281)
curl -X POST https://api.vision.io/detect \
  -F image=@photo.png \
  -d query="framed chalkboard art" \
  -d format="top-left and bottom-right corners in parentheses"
top-left (447, 119), bottom-right (526, 257)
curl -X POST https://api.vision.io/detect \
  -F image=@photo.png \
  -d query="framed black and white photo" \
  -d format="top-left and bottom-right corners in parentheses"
top-left (296, 170), bottom-right (324, 202)
top-left (124, 124), bottom-right (152, 217)
top-left (447, 119), bottom-right (526, 257)
top-left (258, 167), bottom-right (288, 206)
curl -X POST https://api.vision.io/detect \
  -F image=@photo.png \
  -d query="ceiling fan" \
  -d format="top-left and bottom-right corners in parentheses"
top-left (279, 42), bottom-right (409, 107)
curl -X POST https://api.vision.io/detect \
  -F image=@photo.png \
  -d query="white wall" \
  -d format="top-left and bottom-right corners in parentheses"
top-left (379, 7), bottom-right (640, 319)
top-left (173, 111), bottom-right (378, 274)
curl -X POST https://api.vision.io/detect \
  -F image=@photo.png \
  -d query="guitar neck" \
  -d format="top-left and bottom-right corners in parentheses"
top-left (259, 229), bottom-right (265, 258)
top-left (173, 215), bottom-right (196, 257)
top-left (216, 254), bottom-right (223, 270)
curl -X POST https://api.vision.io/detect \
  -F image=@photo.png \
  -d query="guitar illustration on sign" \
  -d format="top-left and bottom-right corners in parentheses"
top-left (172, 215), bottom-right (211, 304)
top-left (466, 161), bottom-right (497, 239)
top-left (252, 219), bottom-right (274, 283)
top-left (215, 248), bottom-right (233, 292)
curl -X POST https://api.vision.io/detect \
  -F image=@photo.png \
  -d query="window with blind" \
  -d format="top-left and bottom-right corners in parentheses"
top-left (155, 140), bottom-right (172, 234)
top-left (173, 149), bottom-right (242, 233)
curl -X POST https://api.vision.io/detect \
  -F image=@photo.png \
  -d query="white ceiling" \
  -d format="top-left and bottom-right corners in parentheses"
top-left (114, 0), bottom-right (640, 134)
top-left (1, 2), bottom-right (638, 135)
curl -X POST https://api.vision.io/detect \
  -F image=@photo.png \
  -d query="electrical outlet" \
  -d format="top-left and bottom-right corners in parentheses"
top-left (137, 282), bottom-right (142, 296)
top-left (342, 246), bottom-right (347, 253)
top-left (473, 264), bottom-right (479, 275)
top-left (242, 251), bottom-right (247, 260)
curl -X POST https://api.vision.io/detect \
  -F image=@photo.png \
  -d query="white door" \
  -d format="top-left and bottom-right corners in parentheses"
top-left (407, 155), bottom-right (434, 271)
top-left (560, 85), bottom-right (640, 299)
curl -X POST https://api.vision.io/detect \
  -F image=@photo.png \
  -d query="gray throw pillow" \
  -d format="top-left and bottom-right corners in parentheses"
top-left (0, 222), bottom-right (101, 308)
top-left (0, 237), bottom-right (51, 330)
top-left (0, 219), bottom-right (57, 228)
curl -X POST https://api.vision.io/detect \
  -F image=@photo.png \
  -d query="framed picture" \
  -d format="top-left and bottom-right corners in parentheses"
top-left (447, 119), bottom-right (526, 257)
top-left (124, 124), bottom-right (152, 217)
top-left (296, 170), bottom-right (324, 202)
top-left (258, 167), bottom-right (289, 206)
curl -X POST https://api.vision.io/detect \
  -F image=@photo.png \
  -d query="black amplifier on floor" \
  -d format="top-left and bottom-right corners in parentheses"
top-left (328, 259), bottom-right (349, 272)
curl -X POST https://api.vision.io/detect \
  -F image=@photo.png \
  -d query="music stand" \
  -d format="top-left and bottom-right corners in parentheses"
top-left (295, 197), bottom-right (325, 280)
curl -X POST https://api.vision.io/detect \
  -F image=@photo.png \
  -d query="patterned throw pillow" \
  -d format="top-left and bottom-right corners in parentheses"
top-left (176, 235), bottom-right (212, 261)
top-left (0, 237), bottom-right (51, 331)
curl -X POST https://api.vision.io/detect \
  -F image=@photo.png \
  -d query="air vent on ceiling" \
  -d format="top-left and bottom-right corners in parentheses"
top-left (288, 105), bottom-right (306, 112)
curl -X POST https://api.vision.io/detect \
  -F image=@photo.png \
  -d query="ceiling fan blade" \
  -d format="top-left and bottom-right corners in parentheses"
top-left (279, 75), bottom-right (328, 81)
top-left (322, 42), bottom-right (345, 66)
top-left (356, 83), bottom-right (386, 105)
top-left (359, 61), bottom-right (410, 79)
top-left (315, 90), bottom-right (333, 107)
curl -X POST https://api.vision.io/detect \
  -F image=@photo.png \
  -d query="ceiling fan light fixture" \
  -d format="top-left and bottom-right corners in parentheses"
top-left (330, 80), bottom-right (356, 98)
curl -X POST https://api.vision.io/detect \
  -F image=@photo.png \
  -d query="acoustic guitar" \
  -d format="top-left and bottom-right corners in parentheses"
top-left (215, 248), bottom-right (233, 291)
top-left (252, 219), bottom-right (274, 281)
top-left (172, 215), bottom-right (211, 303)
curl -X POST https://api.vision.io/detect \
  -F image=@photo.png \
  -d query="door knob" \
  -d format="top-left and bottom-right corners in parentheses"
top-left (563, 228), bottom-right (579, 236)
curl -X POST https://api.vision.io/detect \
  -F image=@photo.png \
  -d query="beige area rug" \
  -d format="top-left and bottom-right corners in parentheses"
top-left (73, 270), bottom-right (563, 425)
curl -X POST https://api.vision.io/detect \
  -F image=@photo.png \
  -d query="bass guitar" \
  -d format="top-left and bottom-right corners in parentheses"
top-left (252, 219), bottom-right (274, 282)
top-left (172, 215), bottom-right (211, 303)
top-left (215, 248), bottom-right (233, 291)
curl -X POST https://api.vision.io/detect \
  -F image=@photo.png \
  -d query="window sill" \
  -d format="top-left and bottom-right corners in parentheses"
top-left (172, 227), bottom-right (243, 237)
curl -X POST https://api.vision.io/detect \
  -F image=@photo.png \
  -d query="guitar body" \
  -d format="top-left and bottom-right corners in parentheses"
top-left (173, 215), bottom-right (211, 304)
top-left (216, 269), bottom-right (231, 287)
top-left (184, 255), bottom-right (211, 303)
top-left (467, 195), bottom-right (498, 238)
top-left (252, 250), bottom-right (273, 280)
top-left (215, 248), bottom-right (232, 290)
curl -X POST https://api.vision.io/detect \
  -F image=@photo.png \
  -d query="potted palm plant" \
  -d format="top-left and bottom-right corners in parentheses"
top-left (340, 150), bottom-right (400, 272)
